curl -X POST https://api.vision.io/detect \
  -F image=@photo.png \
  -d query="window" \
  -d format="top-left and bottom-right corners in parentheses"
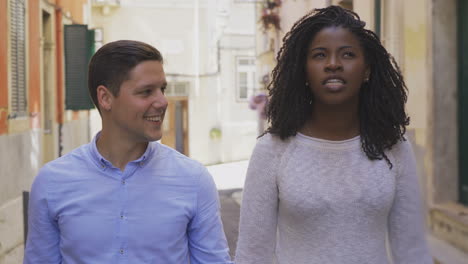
top-left (165, 82), bottom-right (189, 97)
top-left (9, 0), bottom-right (27, 118)
top-left (236, 56), bottom-right (256, 101)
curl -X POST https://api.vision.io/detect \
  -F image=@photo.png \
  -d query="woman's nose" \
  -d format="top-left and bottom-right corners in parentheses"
top-left (325, 56), bottom-right (342, 71)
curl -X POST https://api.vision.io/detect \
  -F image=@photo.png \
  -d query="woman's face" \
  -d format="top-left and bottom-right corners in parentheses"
top-left (305, 26), bottom-right (369, 108)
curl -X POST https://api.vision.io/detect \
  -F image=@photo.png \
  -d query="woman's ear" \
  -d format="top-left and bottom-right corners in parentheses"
top-left (97, 85), bottom-right (113, 112)
top-left (364, 68), bottom-right (371, 82)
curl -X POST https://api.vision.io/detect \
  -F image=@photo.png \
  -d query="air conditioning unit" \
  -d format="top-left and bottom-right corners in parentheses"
top-left (92, 0), bottom-right (120, 7)
top-left (92, 0), bottom-right (120, 15)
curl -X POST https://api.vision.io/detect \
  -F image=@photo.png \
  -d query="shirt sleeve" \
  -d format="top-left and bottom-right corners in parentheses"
top-left (23, 168), bottom-right (62, 264)
top-left (188, 167), bottom-right (233, 264)
top-left (235, 135), bottom-right (279, 264)
top-left (387, 140), bottom-right (433, 264)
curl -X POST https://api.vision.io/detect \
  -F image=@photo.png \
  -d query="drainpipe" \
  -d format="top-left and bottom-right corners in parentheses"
top-left (55, 2), bottom-right (64, 157)
top-left (374, 0), bottom-right (381, 38)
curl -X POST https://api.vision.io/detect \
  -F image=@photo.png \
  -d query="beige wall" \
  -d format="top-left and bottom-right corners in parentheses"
top-left (403, 0), bottom-right (429, 146)
top-left (353, 0), bottom-right (375, 30)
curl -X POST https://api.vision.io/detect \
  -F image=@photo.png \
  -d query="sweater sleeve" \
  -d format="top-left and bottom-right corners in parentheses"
top-left (387, 139), bottom-right (433, 264)
top-left (235, 134), bottom-right (281, 264)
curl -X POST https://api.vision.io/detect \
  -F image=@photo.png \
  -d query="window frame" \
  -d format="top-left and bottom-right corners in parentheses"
top-left (235, 56), bottom-right (256, 102)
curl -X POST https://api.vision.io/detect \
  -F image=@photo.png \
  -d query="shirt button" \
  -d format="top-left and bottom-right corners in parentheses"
top-left (120, 214), bottom-right (124, 219)
top-left (122, 180), bottom-right (126, 185)
top-left (119, 249), bottom-right (124, 254)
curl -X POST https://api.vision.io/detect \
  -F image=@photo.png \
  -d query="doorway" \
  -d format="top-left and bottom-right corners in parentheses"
top-left (41, 9), bottom-right (56, 164)
top-left (459, 0), bottom-right (468, 205)
top-left (161, 98), bottom-right (189, 155)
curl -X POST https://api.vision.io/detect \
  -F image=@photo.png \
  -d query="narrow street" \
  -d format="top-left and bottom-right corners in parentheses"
top-left (207, 160), bottom-right (247, 258)
top-left (218, 189), bottom-right (242, 259)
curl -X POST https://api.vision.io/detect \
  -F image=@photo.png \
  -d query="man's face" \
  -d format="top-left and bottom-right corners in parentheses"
top-left (107, 60), bottom-right (168, 143)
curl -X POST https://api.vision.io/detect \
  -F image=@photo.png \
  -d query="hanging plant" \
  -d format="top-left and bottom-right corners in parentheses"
top-left (260, 0), bottom-right (282, 31)
top-left (249, 93), bottom-right (269, 120)
top-left (265, 0), bottom-right (282, 9)
top-left (261, 12), bottom-right (281, 31)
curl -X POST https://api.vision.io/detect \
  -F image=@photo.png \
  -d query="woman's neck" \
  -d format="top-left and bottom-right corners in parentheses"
top-left (300, 104), bottom-right (360, 140)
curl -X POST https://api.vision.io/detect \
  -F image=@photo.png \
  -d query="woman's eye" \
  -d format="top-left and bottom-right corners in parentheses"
top-left (313, 53), bottom-right (325, 58)
top-left (343, 52), bottom-right (355, 58)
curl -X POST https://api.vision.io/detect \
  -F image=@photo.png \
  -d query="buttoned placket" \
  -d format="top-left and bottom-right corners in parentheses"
top-left (116, 161), bottom-right (143, 261)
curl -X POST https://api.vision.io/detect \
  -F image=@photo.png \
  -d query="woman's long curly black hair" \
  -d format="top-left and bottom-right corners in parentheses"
top-left (265, 5), bottom-right (409, 168)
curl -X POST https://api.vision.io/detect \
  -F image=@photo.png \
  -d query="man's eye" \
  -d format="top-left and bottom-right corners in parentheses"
top-left (142, 89), bottom-right (152, 95)
top-left (161, 86), bottom-right (166, 94)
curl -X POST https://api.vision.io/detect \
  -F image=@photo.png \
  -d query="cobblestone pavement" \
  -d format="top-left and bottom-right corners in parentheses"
top-left (218, 188), bottom-right (242, 259)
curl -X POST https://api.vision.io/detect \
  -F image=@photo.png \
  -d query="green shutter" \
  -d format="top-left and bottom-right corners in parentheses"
top-left (64, 25), bottom-right (95, 110)
top-left (459, 0), bottom-right (468, 205)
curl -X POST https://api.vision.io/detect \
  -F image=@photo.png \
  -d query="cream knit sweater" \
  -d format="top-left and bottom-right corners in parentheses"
top-left (235, 133), bottom-right (432, 264)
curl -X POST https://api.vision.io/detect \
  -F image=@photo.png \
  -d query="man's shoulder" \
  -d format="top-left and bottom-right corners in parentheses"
top-left (31, 143), bottom-right (91, 191)
top-left (39, 143), bottom-right (91, 177)
top-left (151, 142), bottom-right (205, 173)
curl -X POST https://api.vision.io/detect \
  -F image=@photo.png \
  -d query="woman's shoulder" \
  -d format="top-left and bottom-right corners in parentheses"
top-left (256, 132), bottom-right (294, 152)
top-left (388, 136), bottom-right (414, 157)
top-left (386, 135), bottom-right (417, 172)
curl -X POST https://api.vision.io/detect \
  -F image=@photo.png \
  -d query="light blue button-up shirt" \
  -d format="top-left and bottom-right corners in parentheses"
top-left (24, 134), bottom-right (232, 264)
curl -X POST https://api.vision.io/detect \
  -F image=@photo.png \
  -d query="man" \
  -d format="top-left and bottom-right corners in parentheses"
top-left (24, 40), bottom-right (232, 263)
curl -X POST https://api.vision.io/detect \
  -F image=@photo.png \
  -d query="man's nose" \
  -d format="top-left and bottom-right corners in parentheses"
top-left (152, 92), bottom-right (168, 109)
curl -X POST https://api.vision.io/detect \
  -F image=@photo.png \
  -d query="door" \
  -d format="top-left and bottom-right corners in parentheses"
top-left (41, 10), bottom-right (56, 164)
top-left (161, 98), bottom-right (189, 155)
top-left (459, 0), bottom-right (468, 205)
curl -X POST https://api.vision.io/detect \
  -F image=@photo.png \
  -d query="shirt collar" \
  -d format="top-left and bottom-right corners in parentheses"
top-left (88, 132), bottom-right (155, 170)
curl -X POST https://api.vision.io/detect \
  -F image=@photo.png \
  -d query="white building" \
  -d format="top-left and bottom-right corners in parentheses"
top-left (90, 0), bottom-right (259, 165)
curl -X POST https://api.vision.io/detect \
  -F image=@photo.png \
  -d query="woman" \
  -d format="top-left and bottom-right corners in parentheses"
top-left (235, 5), bottom-right (432, 264)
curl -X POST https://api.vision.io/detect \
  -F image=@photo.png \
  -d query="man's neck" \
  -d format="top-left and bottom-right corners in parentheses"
top-left (96, 129), bottom-right (148, 171)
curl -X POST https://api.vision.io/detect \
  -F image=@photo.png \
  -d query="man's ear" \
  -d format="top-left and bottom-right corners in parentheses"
top-left (97, 85), bottom-right (113, 112)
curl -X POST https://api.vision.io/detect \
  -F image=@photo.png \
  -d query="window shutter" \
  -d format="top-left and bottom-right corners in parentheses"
top-left (10, 0), bottom-right (27, 117)
top-left (64, 25), bottom-right (95, 110)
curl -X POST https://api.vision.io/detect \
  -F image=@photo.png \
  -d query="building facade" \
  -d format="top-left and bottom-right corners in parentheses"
top-left (89, 0), bottom-right (258, 165)
top-left (0, 0), bottom-right (92, 263)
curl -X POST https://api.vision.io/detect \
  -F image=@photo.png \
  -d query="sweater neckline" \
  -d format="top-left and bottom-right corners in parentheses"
top-left (296, 132), bottom-right (361, 150)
